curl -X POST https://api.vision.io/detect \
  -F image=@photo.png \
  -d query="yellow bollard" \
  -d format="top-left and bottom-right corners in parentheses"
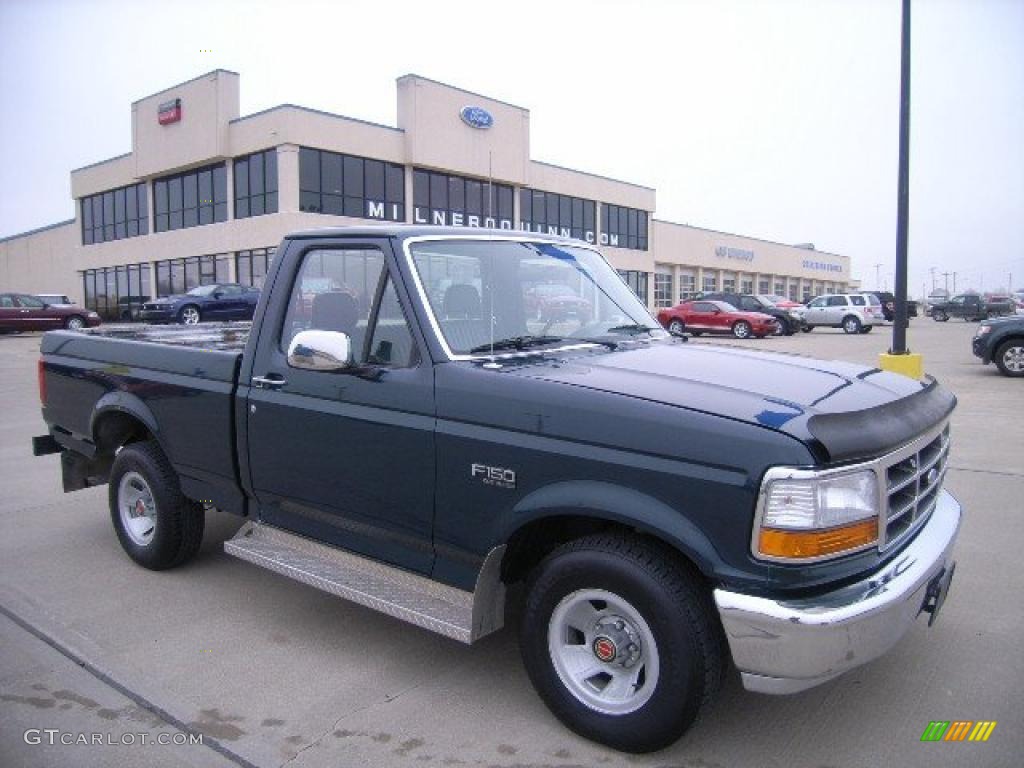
top-left (878, 351), bottom-right (924, 380)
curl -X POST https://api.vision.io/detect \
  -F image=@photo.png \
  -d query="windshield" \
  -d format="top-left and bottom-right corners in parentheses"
top-left (409, 239), bottom-right (666, 356)
top-left (186, 285), bottom-right (219, 297)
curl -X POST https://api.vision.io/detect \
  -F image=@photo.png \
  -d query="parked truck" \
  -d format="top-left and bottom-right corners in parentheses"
top-left (33, 226), bottom-right (961, 753)
top-left (930, 293), bottom-right (1014, 322)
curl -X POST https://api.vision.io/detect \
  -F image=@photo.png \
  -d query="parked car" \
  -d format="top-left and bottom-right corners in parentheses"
top-left (35, 293), bottom-right (75, 306)
top-left (0, 292), bottom-right (100, 332)
top-left (698, 292), bottom-right (802, 335)
top-left (657, 299), bottom-right (777, 338)
top-left (117, 295), bottom-right (151, 321)
top-left (930, 293), bottom-right (1014, 322)
top-left (762, 294), bottom-right (805, 310)
top-left (865, 291), bottom-right (918, 322)
top-left (972, 316), bottom-right (1024, 377)
top-left (525, 283), bottom-right (592, 322)
top-left (33, 225), bottom-right (961, 753)
top-left (799, 293), bottom-right (883, 334)
top-left (139, 283), bottom-right (260, 325)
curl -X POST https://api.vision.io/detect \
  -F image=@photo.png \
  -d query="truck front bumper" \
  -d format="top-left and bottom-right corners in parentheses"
top-left (714, 489), bottom-right (961, 694)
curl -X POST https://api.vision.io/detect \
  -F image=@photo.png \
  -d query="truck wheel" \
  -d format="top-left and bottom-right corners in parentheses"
top-left (109, 441), bottom-right (204, 570)
top-left (668, 319), bottom-right (685, 335)
top-left (64, 315), bottom-right (85, 331)
top-left (994, 340), bottom-right (1024, 377)
top-left (178, 305), bottom-right (201, 325)
top-left (932, 309), bottom-right (948, 322)
top-left (842, 316), bottom-right (862, 334)
top-left (801, 325), bottom-right (813, 332)
top-left (520, 534), bottom-right (723, 753)
top-left (732, 320), bottom-right (752, 339)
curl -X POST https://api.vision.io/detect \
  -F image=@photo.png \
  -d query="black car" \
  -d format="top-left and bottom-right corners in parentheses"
top-left (140, 283), bottom-right (260, 325)
top-left (697, 292), bottom-right (802, 335)
top-left (972, 316), bottom-right (1024, 377)
top-left (867, 291), bottom-right (918, 322)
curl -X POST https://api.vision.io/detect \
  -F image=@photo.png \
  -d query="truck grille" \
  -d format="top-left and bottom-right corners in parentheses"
top-left (882, 424), bottom-right (950, 550)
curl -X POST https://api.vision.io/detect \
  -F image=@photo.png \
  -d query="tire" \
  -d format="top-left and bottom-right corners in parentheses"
top-left (801, 324), bottom-right (813, 333)
top-left (178, 305), bottom-right (201, 325)
top-left (842, 315), bottom-right (862, 334)
top-left (64, 315), bottom-right (85, 331)
top-left (859, 325), bottom-right (873, 334)
top-left (732, 320), bottom-right (752, 339)
top-left (108, 441), bottom-right (205, 570)
top-left (932, 309), bottom-right (948, 322)
top-left (520, 534), bottom-right (723, 753)
top-left (772, 318), bottom-right (788, 336)
top-left (668, 319), bottom-right (685, 335)
top-left (994, 339), bottom-right (1024, 377)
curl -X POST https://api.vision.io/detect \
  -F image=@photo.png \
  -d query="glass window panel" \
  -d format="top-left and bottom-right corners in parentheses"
top-left (413, 170), bottom-right (429, 206)
top-left (559, 195), bottom-right (572, 228)
top-left (168, 177), bottom-right (182, 211)
top-left (300, 148), bottom-right (320, 191)
top-left (251, 194), bottom-right (265, 217)
top-left (82, 198), bottom-right (93, 229)
top-left (321, 152), bottom-right (342, 195)
top-left (365, 159), bottom-right (385, 201)
top-left (103, 191), bottom-right (115, 223)
top-left (264, 150), bottom-right (277, 192)
top-left (114, 188), bottom-right (126, 225)
top-left (235, 198), bottom-right (249, 219)
top-left (448, 176), bottom-right (465, 212)
top-left (572, 198), bottom-right (583, 229)
top-left (498, 186), bottom-right (513, 221)
top-left (154, 181), bottom-right (167, 215)
top-left (322, 193), bottom-right (343, 215)
top-left (266, 191), bottom-right (278, 214)
top-left (183, 207), bottom-right (198, 228)
top-left (344, 196), bottom-right (362, 218)
top-left (250, 154), bottom-right (264, 196)
top-left (125, 187), bottom-right (137, 220)
top-left (429, 172), bottom-right (447, 210)
top-left (216, 255), bottom-right (230, 283)
top-left (344, 156), bottom-right (363, 197)
top-left (520, 189), bottom-right (531, 223)
top-left (386, 164), bottom-right (403, 203)
top-left (234, 158), bottom-right (249, 198)
top-left (213, 165), bottom-right (226, 204)
top-left (466, 179), bottom-right (482, 215)
top-left (183, 173), bottom-right (198, 210)
top-left (199, 205), bottom-right (213, 225)
top-left (214, 202), bottom-right (227, 222)
top-left (546, 194), bottom-right (558, 226)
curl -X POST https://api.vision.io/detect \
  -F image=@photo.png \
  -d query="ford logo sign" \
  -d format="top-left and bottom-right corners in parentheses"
top-left (460, 106), bottom-right (494, 130)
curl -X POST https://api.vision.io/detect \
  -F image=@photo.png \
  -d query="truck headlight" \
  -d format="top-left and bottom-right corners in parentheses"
top-left (975, 325), bottom-right (991, 337)
top-left (754, 468), bottom-right (879, 561)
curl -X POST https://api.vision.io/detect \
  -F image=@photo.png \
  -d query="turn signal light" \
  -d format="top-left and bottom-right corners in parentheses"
top-left (758, 518), bottom-right (877, 559)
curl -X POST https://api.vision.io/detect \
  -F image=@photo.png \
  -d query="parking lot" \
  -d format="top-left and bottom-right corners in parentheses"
top-left (1, 318), bottom-right (1021, 768)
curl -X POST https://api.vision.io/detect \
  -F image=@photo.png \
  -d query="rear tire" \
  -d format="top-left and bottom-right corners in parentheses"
top-left (801, 325), bottom-right (813, 333)
top-left (520, 534), bottom-right (723, 753)
top-left (64, 315), bottom-right (85, 331)
top-left (178, 305), bottom-right (201, 325)
top-left (109, 441), bottom-right (204, 570)
top-left (668, 319), bottom-right (685, 335)
top-left (842, 315), bottom-right (862, 334)
top-left (732, 320), bottom-right (752, 339)
top-left (994, 340), bottom-right (1024, 377)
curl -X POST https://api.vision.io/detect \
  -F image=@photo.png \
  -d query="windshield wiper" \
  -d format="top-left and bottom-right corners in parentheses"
top-left (470, 335), bottom-right (566, 354)
top-left (605, 323), bottom-right (659, 335)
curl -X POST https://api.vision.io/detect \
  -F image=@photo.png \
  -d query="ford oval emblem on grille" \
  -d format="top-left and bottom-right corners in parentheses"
top-left (460, 106), bottom-right (494, 129)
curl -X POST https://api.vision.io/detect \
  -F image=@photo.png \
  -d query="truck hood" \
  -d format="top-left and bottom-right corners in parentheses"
top-left (509, 340), bottom-right (954, 462)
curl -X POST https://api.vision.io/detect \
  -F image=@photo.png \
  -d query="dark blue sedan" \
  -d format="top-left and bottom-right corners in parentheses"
top-left (139, 284), bottom-right (260, 325)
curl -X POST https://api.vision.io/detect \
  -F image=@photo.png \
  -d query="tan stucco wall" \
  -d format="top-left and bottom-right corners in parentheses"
top-left (0, 222), bottom-right (79, 300)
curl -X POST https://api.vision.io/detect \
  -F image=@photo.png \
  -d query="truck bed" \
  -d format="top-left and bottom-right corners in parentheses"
top-left (80, 321), bottom-right (252, 352)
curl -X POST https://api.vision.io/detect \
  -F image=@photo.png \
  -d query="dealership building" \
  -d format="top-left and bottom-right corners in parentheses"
top-left (0, 70), bottom-right (854, 319)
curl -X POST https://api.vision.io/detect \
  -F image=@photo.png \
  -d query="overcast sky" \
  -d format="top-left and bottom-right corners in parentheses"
top-left (1, 0), bottom-right (1021, 296)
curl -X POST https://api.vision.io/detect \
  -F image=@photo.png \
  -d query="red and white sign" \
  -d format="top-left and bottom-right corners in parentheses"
top-left (158, 98), bottom-right (182, 125)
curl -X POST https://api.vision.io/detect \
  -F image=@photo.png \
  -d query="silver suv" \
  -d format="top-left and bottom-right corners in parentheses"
top-left (799, 293), bottom-right (884, 334)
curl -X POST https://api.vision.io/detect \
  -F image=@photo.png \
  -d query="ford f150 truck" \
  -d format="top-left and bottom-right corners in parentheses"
top-left (930, 293), bottom-right (1014, 322)
top-left (33, 227), bottom-right (961, 753)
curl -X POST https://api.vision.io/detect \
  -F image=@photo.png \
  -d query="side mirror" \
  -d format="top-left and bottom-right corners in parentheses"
top-left (287, 329), bottom-right (353, 372)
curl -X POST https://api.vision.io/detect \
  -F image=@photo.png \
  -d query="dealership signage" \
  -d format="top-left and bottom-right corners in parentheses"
top-left (413, 207), bottom-right (514, 229)
top-left (802, 259), bottom-right (843, 274)
top-left (158, 98), bottom-right (182, 125)
top-left (460, 106), bottom-right (494, 129)
top-left (715, 245), bottom-right (754, 262)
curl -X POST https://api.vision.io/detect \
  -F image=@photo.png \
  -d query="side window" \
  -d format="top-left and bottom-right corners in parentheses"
top-left (808, 297), bottom-right (825, 308)
top-left (17, 295), bottom-right (45, 308)
top-left (827, 296), bottom-right (847, 307)
top-left (850, 295), bottom-right (866, 306)
top-left (367, 278), bottom-right (417, 368)
top-left (281, 248), bottom-right (385, 359)
top-left (0, 296), bottom-right (14, 308)
top-left (740, 297), bottom-right (758, 311)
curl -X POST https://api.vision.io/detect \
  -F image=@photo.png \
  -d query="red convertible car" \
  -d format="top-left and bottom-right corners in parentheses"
top-left (657, 299), bottom-right (777, 339)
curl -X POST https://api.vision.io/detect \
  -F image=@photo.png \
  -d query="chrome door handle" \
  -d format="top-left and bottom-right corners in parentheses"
top-left (252, 375), bottom-right (287, 390)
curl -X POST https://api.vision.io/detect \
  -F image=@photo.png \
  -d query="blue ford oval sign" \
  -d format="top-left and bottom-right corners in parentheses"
top-left (460, 106), bottom-right (494, 130)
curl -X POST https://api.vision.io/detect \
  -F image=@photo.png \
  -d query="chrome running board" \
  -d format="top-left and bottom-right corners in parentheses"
top-left (225, 522), bottom-right (503, 643)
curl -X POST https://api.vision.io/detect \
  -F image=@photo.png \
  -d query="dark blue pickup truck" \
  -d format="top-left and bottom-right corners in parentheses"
top-left (33, 227), bottom-right (961, 752)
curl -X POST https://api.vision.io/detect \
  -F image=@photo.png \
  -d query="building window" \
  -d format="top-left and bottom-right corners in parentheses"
top-left (299, 147), bottom-right (404, 222)
top-left (520, 189), bottom-right (596, 242)
top-left (235, 247), bottom-right (277, 290)
top-left (617, 270), bottom-right (649, 304)
top-left (741, 277), bottom-right (754, 294)
top-left (81, 263), bottom-right (151, 320)
top-left (412, 168), bottom-right (513, 229)
top-left (723, 276), bottom-right (737, 293)
top-left (759, 278), bottom-right (770, 294)
top-left (234, 149), bottom-right (278, 219)
top-left (154, 164), bottom-right (227, 232)
top-left (154, 254), bottom-right (231, 297)
top-left (789, 283), bottom-right (799, 302)
top-left (654, 271), bottom-right (673, 308)
top-left (81, 183), bottom-right (148, 245)
top-left (774, 280), bottom-right (785, 296)
top-left (679, 273), bottom-right (696, 301)
top-left (703, 273), bottom-right (718, 293)
top-left (600, 203), bottom-right (648, 250)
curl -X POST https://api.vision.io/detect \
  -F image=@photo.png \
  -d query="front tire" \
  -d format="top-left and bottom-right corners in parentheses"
top-left (64, 315), bottom-right (85, 331)
top-left (178, 305), bottom-right (201, 325)
top-left (843, 315), bottom-right (862, 334)
top-left (732, 320), bottom-right (752, 339)
top-left (520, 534), bottom-right (723, 753)
top-left (668, 319), bottom-right (685, 335)
top-left (109, 442), bottom-right (204, 570)
top-left (932, 309), bottom-right (948, 322)
top-left (994, 340), bottom-right (1024, 377)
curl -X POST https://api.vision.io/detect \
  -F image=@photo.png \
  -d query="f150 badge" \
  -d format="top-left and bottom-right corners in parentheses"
top-left (471, 463), bottom-right (516, 489)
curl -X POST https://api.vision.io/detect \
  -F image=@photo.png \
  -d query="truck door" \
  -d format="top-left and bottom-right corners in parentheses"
top-left (244, 240), bottom-right (436, 574)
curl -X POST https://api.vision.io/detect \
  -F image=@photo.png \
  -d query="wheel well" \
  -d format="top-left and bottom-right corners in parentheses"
top-left (500, 514), bottom-right (706, 586)
top-left (93, 411), bottom-right (155, 456)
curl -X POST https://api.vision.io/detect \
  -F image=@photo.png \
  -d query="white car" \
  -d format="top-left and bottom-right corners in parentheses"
top-left (799, 293), bottom-right (884, 334)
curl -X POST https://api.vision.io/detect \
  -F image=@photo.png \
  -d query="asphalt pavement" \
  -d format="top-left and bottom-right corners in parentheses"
top-left (1, 318), bottom-right (1021, 768)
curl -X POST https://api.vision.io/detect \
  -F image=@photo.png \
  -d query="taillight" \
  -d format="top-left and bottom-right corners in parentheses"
top-left (37, 359), bottom-right (47, 405)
